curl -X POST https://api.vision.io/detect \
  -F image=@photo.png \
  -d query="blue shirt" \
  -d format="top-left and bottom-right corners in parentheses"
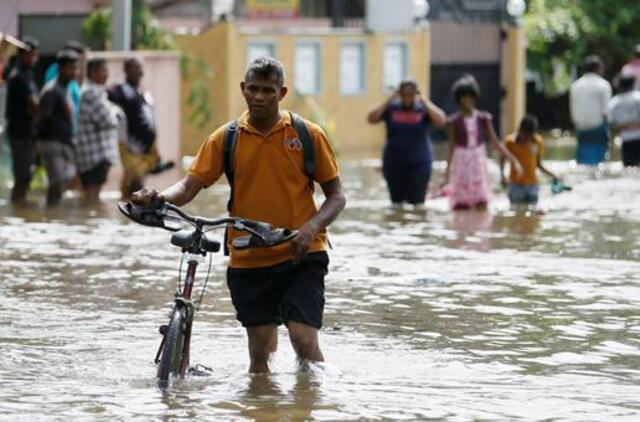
top-left (383, 100), bottom-right (432, 164)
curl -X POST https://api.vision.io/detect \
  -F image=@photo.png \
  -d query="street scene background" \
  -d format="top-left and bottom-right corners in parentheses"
top-left (1, 0), bottom-right (640, 420)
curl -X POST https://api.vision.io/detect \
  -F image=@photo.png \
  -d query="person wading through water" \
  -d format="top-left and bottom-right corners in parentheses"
top-left (131, 57), bottom-right (346, 373)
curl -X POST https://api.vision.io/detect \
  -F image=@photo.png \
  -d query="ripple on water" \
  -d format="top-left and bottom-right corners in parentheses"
top-left (1, 159), bottom-right (640, 419)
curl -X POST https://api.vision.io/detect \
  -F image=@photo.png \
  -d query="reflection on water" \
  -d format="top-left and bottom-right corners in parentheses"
top-left (1, 154), bottom-right (640, 420)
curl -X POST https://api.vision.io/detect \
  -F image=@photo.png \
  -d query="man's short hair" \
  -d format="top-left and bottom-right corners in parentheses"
top-left (452, 74), bottom-right (480, 103)
top-left (584, 55), bottom-right (604, 73)
top-left (57, 49), bottom-right (79, 67)
top-left (519, 114), bottom-right (539, 134)
top-left (63, 40), bottom-right (86, 55)
top-left (245, 57), bottom-right (285, 87)
top-left (619, 74), bottom-right (636, 91)
top-left (87, 58), bottom-right (107, 76)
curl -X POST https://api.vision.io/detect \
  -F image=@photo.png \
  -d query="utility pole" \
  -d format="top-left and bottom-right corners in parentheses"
top-left (112, 0), bottom-right (132, 51)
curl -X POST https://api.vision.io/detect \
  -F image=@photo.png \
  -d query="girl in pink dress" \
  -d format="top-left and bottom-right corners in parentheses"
top-left (444, 75), bottom-right (522, 210)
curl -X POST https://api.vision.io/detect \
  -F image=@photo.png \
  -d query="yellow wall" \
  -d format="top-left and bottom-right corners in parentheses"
top-left (177, 22), bottom-right (235, 154)
top-left (177, 22), bottom-right (431, 155)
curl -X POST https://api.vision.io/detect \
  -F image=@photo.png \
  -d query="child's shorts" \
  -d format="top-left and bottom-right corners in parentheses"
top-left (508, 183), bottom-right (539, 204)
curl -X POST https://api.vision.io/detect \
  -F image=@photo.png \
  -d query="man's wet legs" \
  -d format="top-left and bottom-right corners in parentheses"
top-left (247, 324), bottom-right (278, 373)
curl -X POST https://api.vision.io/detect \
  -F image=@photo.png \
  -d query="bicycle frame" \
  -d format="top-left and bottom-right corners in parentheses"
top-left (177, 255), bottom-right (198, 377)
top-left (154, 225), bottom-right (207, 380)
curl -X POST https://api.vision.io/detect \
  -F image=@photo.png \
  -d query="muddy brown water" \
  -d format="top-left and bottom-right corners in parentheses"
top-left (1, 145), bottom-right (640, 420)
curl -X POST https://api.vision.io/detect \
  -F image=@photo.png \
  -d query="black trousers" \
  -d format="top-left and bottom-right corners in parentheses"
top-left (8, 137), bottom-right (36, 184)
top-left (622, 139), bottom-right (640, 167)
top-left (382, 160), bottom-right (432, 205)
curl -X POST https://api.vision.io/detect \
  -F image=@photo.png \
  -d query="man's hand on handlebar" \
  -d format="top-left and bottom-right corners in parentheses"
top-left (131, 188), bottom-right (165, 208)
top-left (121, 194), bottom-right (301, 252)
top-left (290, 221), bottom-right (318, 265)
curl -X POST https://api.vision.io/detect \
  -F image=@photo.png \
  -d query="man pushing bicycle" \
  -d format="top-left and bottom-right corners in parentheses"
top-left (132, 57), bottom-right (346, 373)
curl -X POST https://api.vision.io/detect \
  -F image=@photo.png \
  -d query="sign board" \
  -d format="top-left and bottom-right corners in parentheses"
top-left (245, 0), bottom-right (300, 19)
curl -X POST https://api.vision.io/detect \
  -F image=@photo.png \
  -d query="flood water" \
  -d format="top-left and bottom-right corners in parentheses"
top-left (1, 143), bottom-right (640, 421)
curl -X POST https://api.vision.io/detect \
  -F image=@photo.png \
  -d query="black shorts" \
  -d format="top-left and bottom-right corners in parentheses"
top-left (8, 137), bottom-right (36, 184)
top-left (622, 139), bottom-right (640, 167)
top-left (227, 252), bottom-right (328, 329)
top-left (79, 161), bottom-right (111, 187)
top-left (382, 160), bottom-right (432, 205)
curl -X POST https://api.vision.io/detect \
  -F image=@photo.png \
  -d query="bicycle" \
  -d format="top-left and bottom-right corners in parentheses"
top-left (118, 200), bottom-right (296, 388)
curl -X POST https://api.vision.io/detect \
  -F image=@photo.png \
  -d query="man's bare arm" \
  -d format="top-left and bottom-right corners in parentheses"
top-left (290, 177), bottom-right (346, 264)
top-left (131, 174), bottom-right (204, 207)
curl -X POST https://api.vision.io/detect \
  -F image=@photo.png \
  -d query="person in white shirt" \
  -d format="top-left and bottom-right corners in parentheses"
top-left (569, 55), bottom-right (612, 165)
top-left (607, 74), bottom-right (640, 167)
top-left (621, 45), bottom-right (640, 91)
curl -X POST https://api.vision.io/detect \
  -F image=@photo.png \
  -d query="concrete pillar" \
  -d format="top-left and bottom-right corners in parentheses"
top-left (501, 24), bottom-right (525, 136)
top-left (112, 0), bottom-right (132, 51)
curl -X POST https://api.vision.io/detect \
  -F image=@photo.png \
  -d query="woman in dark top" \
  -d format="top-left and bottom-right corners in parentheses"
top-left (367, 79), bottom-right (446, 207)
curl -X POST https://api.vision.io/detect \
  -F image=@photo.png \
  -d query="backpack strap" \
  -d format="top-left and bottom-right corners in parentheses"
top-left (222, 120), bottom-right (239, 257)
top-left (289, 111), bottom-right (316, 180)
top-left (223, 120), bottom-right (239, 212)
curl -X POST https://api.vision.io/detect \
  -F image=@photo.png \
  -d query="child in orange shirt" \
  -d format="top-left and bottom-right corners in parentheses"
top-left (500, 115), bottom-right (559, 205)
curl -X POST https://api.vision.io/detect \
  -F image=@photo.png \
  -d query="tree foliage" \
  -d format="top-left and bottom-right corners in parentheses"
top-left (130, 0), bottom-right (176, 50)
top-left (82, 7), bottom-right (111, 50)
top-left (181, 53), bottom-right (213, 130)
top-left (525, 0), bottom-right (640, 95)
top-left (82, 1), bottom-right (176, 50)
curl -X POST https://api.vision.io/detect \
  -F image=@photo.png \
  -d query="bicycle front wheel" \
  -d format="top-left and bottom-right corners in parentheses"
top-left (157, 307), bottom-right (184, 387)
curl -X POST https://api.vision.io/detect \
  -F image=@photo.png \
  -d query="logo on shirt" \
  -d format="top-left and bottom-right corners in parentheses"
top-left (391, 110), bottom-right (423, 124)
top-left (284, 138), bottom-right (303, 151)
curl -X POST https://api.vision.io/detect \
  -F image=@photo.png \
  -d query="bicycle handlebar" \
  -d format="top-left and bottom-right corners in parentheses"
top-left (164, 202), bottom-right (239, 227)
top-left (117, 201), bottom-right (297, 250)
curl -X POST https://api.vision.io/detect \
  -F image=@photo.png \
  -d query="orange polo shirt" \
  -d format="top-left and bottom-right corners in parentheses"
top-left (188, 110), bottom-right (340, 269)
top-left (505, 133), bottom-right (544, 185)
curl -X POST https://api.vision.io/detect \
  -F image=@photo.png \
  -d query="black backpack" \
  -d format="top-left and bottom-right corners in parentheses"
top-left (221, 111), bottom-right (316, 254)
